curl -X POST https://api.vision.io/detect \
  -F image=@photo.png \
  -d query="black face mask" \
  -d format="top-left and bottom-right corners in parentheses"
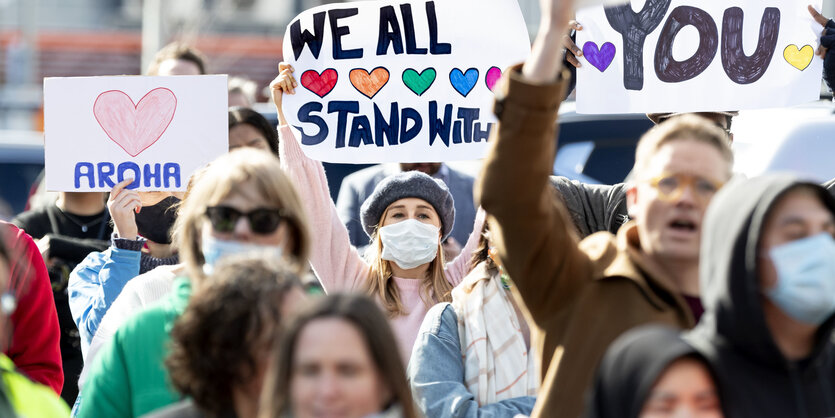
top-left (134, 196), bottom-right (180, 244)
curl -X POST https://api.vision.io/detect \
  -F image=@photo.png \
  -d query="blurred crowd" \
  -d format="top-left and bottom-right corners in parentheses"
top-left (1, 0), bottom-right (835, 417)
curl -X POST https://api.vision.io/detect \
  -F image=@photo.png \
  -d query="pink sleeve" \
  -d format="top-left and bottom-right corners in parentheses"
top-left (278, 125), bottom-right (371, 291)
top-left (443, 207), bottom-right (486, 286)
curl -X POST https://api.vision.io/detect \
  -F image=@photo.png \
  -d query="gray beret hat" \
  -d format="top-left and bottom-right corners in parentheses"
top-left (360, 171), bottom-right (455, 240)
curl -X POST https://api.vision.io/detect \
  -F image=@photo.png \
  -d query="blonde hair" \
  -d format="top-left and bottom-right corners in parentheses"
top-left (364, 207), bottom-right (453, 317)
top-left (174, 148), bottom-right (311, 282)
top-left (633, 114), bottom-right (734, 180)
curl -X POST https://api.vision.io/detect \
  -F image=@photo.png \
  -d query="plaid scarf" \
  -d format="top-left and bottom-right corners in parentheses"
top-left (451, 262), bottom-right (538, 406)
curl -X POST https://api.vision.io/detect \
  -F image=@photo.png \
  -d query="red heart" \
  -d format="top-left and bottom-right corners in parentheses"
top-left (301, 69), bottom-right (338, 98)
top-left (93, 88), bottom-right (177, 157)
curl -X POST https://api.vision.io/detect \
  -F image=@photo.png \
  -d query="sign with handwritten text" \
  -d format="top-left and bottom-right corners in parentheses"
top-left (281, 0), bottom-right (530, 163)
top-left (44, 75), bottom-right (228, 191)
top-left (576, 1), bottom-right (824, 114)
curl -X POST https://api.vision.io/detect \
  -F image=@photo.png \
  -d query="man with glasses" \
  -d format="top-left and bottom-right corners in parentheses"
top-left (551, 110), bottom-right (736, 239)
top-left (475, 3), bottom-right (735, 412)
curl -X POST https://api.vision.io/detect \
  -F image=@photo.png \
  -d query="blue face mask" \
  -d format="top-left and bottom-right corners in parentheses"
top-left (201, 231), bottom-right (284, 275)
top-left (765, 233), bottom-right (835, 326)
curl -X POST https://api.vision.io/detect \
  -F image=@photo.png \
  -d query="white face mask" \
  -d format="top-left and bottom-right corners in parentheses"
top-left (379, 219), bottom-right (440, 270)
top-left (201, 229), bottom-right (284, 275)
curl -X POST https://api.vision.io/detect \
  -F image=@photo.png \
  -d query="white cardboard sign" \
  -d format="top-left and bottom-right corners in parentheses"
top-left (576, 0), bottom-right (824, 114)
top-left (281, 0), bottom-right (530, 163)
top-left (44, 75), bottom-right (229, 191)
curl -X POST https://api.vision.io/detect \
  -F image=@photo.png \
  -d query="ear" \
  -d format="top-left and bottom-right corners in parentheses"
top-left (626, 184), bottom-right (639, 220)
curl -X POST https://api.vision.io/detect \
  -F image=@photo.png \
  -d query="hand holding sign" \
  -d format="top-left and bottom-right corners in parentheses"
top-left (808, 5), bottom-right (830, 57)
top-left (271, 63), bottom-right (298, 126)
top-left (107, 178), bottom-right (141, 240)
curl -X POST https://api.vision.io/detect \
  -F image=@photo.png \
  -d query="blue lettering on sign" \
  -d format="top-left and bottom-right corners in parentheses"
top-left (73, 162), bottom-right (182, 190)
top-left (298, 101), bottom-right (488, 148)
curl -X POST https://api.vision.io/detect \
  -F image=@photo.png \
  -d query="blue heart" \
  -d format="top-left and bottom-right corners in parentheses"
top-left (449, 68), bottom-right (479, 97)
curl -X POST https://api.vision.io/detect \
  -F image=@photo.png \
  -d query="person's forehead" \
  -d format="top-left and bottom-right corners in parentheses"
top-left (769, 189), bottom-right (835, 227)
top-left (156, 58), bottom-right (201, 76)
top-left (294, 318), bottom-right (370, 361)
top-left (645, 138), bottom-right (728, 175)
top-left (229, 123), bottom-right (265, 139)
top-left (387, 197), bottom-right (434, 210)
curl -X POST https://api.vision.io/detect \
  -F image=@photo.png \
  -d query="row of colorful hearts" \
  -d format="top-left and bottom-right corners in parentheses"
top-left (583, 42), bottom-right (819, 72)
top-left (300, 66), bottom-right (503, 99)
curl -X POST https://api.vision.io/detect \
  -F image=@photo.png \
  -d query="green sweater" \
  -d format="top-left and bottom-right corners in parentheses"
top-left (79, 277), bottom-right (192, 418)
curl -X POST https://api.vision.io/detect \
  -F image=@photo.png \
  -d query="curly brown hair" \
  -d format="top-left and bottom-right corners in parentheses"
top-left (166, 254), bottom-right (304, 417)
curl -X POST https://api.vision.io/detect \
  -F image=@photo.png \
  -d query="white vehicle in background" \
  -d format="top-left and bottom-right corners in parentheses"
top-left (732, 101), bottom-right (835, 183)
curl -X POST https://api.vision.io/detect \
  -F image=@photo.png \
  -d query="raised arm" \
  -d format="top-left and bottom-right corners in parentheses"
top-left (443, 207), bottom-right (486, 286)
top-left (475, 0), bottom-right (593, 324)
top-left (271, 66), bottom-right (371, 292)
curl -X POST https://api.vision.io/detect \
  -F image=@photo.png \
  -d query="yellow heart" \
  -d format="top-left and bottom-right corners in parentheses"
top-left (783, 44), bottom-right (814, 71)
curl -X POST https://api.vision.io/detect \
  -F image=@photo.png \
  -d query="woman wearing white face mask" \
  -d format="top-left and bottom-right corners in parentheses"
top-left (689, 175), bottom-right (835, 418)
top-left (77, 148), bottom-right (311, 418)
top-left (270, 64), bottom-right (483, 360)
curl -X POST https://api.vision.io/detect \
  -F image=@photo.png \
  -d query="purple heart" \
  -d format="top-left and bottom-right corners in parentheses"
top-left (583, 41), bottom-right (616, 72)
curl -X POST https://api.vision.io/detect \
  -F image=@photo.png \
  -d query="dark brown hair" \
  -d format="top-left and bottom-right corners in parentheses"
top-left (259, 294), bottom-right (417, 418)
top-left (229, 107), bottom-right (279, 156)
top-left (166, 254), bottom-right (303, 417)
top-left (146, 42), bottom-right (207, 75)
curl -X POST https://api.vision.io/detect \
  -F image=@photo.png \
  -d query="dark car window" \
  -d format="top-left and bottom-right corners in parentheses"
top-left (556, 117), bottom-right (652, 185)
top-left (0, 162), bottom-right (43, 217)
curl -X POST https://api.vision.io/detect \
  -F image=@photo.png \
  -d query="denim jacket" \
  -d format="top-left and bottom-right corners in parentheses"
top-left (408, 303), bottom-right (536, 418)
top-left (68, 245), bottom-right (142, 359)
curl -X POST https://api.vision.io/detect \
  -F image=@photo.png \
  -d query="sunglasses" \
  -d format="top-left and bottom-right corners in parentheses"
top-left (205, 206), bottom-right (287, 235)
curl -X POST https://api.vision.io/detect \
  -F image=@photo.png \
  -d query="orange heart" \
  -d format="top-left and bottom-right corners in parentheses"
top-left (349, 67), bottom-right (390, 99)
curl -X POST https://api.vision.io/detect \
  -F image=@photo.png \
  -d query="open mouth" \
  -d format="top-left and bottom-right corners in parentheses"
top-left (669, 219), bottom-right (697, 232)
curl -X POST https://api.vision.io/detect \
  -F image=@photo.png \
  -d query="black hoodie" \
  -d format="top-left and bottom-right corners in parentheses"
top-left (688, 175), bottom-right (835, 418)
top-left (585, 325), bottom-right (720, 418)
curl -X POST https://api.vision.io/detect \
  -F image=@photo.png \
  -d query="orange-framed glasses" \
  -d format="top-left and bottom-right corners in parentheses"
top-left (645, 173), bottom-right (725, 204)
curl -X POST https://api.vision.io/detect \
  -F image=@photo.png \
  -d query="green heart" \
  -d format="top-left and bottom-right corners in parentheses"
top-left (402, 68), bottom-right (436, 96)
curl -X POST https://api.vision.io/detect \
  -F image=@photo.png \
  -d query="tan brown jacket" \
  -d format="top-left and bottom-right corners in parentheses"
top-left (475, 66), bottom-right (695, 418)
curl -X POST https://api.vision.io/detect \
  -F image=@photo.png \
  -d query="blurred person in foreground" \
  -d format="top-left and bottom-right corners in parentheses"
top-left (475, 0), bottom-right (734, 414)
top-left (586, 325), bottom-right (724, 418)
top-left (146, 255), bottom-right (308, 418)
top-left (78, 148), bottom-right (310, 418)
top-left (688, 175), bottom-right (835, 417)
top-left (0, 226), bottom-right (70, 416)
top-left (259, 294), bottom-right (417, 418)
top-left (0, 222), bottom-right (63, 394)
top-left (11, 191), bottom-right (111, 404)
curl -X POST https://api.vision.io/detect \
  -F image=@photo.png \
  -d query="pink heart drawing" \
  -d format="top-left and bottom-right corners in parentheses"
top-left (93, 88), bottom-right (177, 157)
top-left (485, 66), bottom-right (502, 91)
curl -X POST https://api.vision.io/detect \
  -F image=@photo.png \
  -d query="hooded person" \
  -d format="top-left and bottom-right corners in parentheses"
top-left (586, 325), bottom-right (723, 418)
top-left (688, 174), bottom-right (835, 417)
